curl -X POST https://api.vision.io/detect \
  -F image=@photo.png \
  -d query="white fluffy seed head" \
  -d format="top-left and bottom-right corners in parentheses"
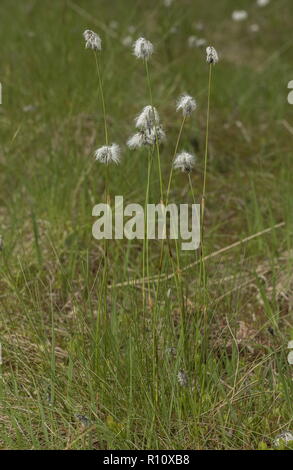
top-left (232, 10), bottom-right (248, 22)
top-left (173, 151), bottom-right (196, 173)
top-left (127, 126), bottom-right (166, 149)
top-left (135, 105), bottom-right (160, 130)
top-left (83, 29), bottom-right (102, 51)
top-left (176, 94), bottom-right (197, 117)
top-left (257, 0), bottom-right (270, 7)
top-left (206, 46), bottom-right (219, 64)
top-left (127, 133), bottom-right (145, 149)
top-left (145, 126), bottom-right (166, 145)
top-left (133, 37), bottom-right (154, 60)
top-left (94, 144), bottom-right (121, 164)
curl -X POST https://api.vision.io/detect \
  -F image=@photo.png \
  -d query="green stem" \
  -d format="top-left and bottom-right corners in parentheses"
top-left (202, 64), bottom-right (212, 219)
top-left (145, 60), bottom-right (164, 202)
top-left (166, 116), bottom-right (186, 206)
top-left (200, 63), bottom-right (213, 364)
top-left (94, 51), bottom-right (108, 145)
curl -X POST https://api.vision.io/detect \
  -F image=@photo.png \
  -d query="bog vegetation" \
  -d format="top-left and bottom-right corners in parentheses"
top-left (0, 0), bottom-right (292, 450)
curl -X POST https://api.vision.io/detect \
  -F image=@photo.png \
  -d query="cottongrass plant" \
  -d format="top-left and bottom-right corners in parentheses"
top-left (157, 95), bottom-right (197, 356)
top-left (127, 103), bottom-right (166, 325)
top-left (165, 93), bottom-right (197, 209)
top-left (83, 31), bottom-right (219, 410)
top-left (83, 29), bottom-right (122, 371)
top-left (173, 151), bottom-right (196, 203)
top-left (132, 38), bottom-right (166, 406)
top-left (133, 38), bottom-right (164, 201)
top-left (131, 38), bottom-right (164, 317)
top-left (199, 46), bottom-right (219, 364)
top-left (94, 144), bottom-right (121, 165)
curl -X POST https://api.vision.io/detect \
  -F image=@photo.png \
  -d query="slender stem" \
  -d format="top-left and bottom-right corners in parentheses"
top-left (145, 60), bottom-right (164, 202)
top-left (143, 148), bottom-right (153, 310)
top-left (200, 64), bottom-right (212, 283)
top-left (188, 173), bottom-right (196, 205)
top-left (166, 115), bottom-right (186, 206)
top-left (200, 63), bottom-right (213, 365)
top-left (202, 64), bottom-right (212, 218)
top-left (92, 50), bottom-right (110, 372)
top-left (94, 51), bottom-right (108, 145)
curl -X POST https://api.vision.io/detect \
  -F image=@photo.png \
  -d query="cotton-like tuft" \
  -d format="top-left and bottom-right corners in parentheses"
top-left (127, 133), bottom-right (145, 149)
top-left (232, 10), bottom-right (248, 21)
top-left (206, 46), bottom-right (219, 64)
top-left (135, 105), bottom-right (160, 130)
top-left (145, 126), bottom-right (166, 145)
top-left (173, 152), bottom-right (196, 173)
top-left (257, 0), bottom-right (270, 6)
top-left (83, 29), bottom-right (102, 51)
top-left (133, 37), bottom-right (154, 60)
top-left (176, 94), bottom-right (197, 117)
top-left (127, 126), bottom-right (166, 149)
top-left (94, 144), bottom-right (121, 164)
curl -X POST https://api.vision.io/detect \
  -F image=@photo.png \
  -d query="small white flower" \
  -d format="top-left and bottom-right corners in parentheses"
top-left (288, 351), bottom-right (293, 365)
top-left (206, 46), bottom-right (219, 64)
top-left (257, 0), bottom-right (270, 7)
top-left (94, 144), bottom-right (121, 164)
top-left (83, 29), bottom-right (102, 51)
top-left (177, 370), bottom-right (188, 387)
top-left (273, 431), bottom-right (293, 447)
top-left (232, 10), bottom-right (248, 22)
top-left (249, 24), bottom-right (260, 33)
top-left (135, 105), bottom-right (160, 130)
top-left (176, 94), bottom-right (197, 117)
top-left (133, 37), bottom-right (154, 60)
top-left (173, 151), bottom-right (196, 173)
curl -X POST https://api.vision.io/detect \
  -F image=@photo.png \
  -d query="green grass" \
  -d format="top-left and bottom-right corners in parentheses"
top-left (0, 0), bottom-right (293, 450)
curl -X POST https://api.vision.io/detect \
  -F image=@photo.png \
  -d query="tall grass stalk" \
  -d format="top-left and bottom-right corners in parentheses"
top-left (93, 50), bottom-right (110, 368)
top-left (200, 63), bottom-right (213, 360)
